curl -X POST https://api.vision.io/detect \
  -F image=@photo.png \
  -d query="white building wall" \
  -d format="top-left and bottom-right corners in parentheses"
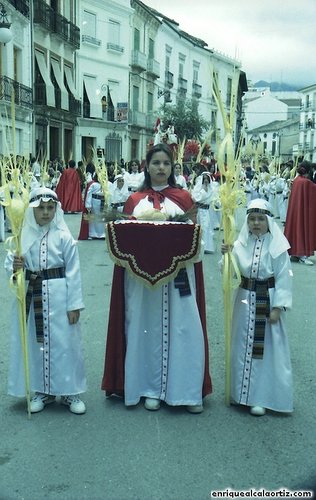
top-left (244, 94), bottom-right (288, 130)
top-left (76, 0), bottom-right (132, 162)
top-left (0, 0), bottom-right (246, 163)
top-left (128, 1), bottom-right (162, 160)
top-left (244, 95), bottom-right (288, 129)
top-left (153, 20), bottom-right (242, 154)
top-left (0, 6), bottom-right (32, 157)
top-left (298, 84), bottom-right (316, 162)
top-left (211, 55), bottom-right (242, 139)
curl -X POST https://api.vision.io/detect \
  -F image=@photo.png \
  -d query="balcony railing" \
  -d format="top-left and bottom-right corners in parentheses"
top-left (33, 0), bottom-right (80, 49)
top-left (0, 76), bottom-right (33, 109)
top-left (82, 35), bottom-right (101, 46)
top-left (69, 22), bottom-right (80, 49)
top-left (69, 95), bottom-right (81, 116)
top-left (301, 102), bottom-right (316, 111)
top-left (131, 50), bottom-right (147, 71)
top-left (83, 101), bottom-right (90, 118)
top-left (178, 77), bottom-right (187, 93)
top-left (146, 112), bottom-right (155, 129)
top-left (34, 83), bottom-right (80, 115)
top-left (34, 83), bottom-right (46, 106)
top-left (165, 71), bottom-right (174, 88)
top-left (147, 58), bottom-right (160, 78)
top-left (54, 87), bottom-right (62, 109)
top-left (107, 43), bottom-right (124, 53)
top-left (192, 82), bottom-right (202, 99)
top-left (7, 0), bottom-right (30, 18)
top-left (128, 110), bottom-right (146, 128)
top-left (54, 12), bottom-right (69, 42)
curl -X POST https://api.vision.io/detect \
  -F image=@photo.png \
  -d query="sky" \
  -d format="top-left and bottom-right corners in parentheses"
top-left (144, 0), bottom-right (316, 88)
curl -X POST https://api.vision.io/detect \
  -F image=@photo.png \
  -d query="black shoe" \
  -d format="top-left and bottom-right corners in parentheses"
top-left (290, 256), bottom-right (299, 262)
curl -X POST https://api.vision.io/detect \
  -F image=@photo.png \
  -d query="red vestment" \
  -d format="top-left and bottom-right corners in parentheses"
top-left (284, 176), bottom-right (316, 256)
top-left (55, 168), bottom-right (83, 213)
top-left (101, 187), bottom-right (212, 399)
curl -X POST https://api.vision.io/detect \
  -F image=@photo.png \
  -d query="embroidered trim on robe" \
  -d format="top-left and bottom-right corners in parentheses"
top-left (240, 276), bottom-right (275, 359)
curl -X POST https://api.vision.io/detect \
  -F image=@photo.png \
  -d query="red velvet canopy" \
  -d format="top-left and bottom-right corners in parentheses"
top-left (106, 220), bottom-right (201, 288)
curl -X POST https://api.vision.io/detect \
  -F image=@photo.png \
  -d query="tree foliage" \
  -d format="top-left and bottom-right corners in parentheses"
top-left (160, 98), bottom-right (210, 142)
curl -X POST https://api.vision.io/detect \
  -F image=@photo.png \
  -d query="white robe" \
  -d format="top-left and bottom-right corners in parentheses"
top-left (126, 172), bottom-right (144, 192)
top-left (85, 181), bottom-right (105, 238)
top-left (174, 174), bottom-right (188, 190)
top-left (275, 177), bottom-right (289, 223)
top-left (192, 181), bottom-right (216, 253)
top-left (109, 182), bottom-right (129, 213)
top-left (230, 233), bottom-right (293, 412)
top-left (123, 196), bottom-right (205, 406)
top-left (5, 225), bottom-right (86, 397)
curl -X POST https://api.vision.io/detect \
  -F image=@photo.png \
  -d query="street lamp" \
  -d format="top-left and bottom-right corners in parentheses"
top-left (0, 3), bottom-right (12, 44)
top-left (158, 89), bottom-right (171, 101)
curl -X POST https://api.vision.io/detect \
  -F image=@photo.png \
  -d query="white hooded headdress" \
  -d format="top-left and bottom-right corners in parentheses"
top-left (237, 198), bottom-right (290, 258)
top-left (21, 187), bottom-right (71, 254)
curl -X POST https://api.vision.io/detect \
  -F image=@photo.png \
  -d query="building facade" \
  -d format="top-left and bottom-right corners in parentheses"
top-left (32, 0), bottom-right (80, 162)
top-left (246, 118), bottom-right (300, 161)
top-left (296, 84), bottom-right (316, 162)
top-left (77, 0), bottom-right (131, 164)
top-left (0, 0), bottom-right (247, 164)
top-left (0, 0), bottom-right (32, 157)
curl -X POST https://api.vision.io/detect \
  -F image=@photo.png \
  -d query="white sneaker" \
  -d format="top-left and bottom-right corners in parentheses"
top-left (250, 406), bottom-right (266, 416)
top-left (61, 395), bottom-right (86, 414)
top-left (299, 257), bottom-right (314, 266)
top-left (30, 393), bottom-right (55, 413)
top-left (144, 398), bottom-right (160, 411)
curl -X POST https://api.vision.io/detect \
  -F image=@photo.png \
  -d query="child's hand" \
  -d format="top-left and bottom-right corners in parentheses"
top-left (269, 308), bottom-right (281, 324)
top-left (13, 255), bottom-right (25, 272)
top-left (221, 243), bottom-right (232, 254)
top-left (67, 310), bottom-right (80, 325)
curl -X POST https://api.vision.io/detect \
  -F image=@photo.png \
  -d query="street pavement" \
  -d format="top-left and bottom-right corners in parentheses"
top-left (0, 213), bottom-right (315, 500)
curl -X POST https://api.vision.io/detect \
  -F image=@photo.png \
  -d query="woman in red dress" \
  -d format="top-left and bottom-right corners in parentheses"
top-left (284, 161), bottom-right (316, 265)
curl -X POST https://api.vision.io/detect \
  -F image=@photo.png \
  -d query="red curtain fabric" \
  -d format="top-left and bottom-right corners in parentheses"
top-left (106, 221), bottom-right (201, 287)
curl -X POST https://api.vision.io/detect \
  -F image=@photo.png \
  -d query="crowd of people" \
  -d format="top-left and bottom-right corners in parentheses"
top-left (1, 147), bottom-right (316, 420)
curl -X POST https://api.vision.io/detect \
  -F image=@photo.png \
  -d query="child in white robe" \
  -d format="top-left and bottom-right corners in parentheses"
top-left (85, 174), bottom-right (106, 239)
top-left (174, 163), bottom-right (188, 190)
top-left (5, 187), bottom-right (86, 414)
top-left (110, 174), bottom-right (129, 212)
top-left (221, 198), bottom-right (293, 416)
top-left (192, 172), bottom-right (216, 253)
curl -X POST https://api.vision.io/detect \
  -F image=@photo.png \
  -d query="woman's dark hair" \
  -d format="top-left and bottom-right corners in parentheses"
top-left (68, 159), bottom-right (76, 169)
top-left (128, 159), bottom-right (140, 173)
top-left (86, 162), bottom-right (95, 176)
top-left (192, 162), bottom-right (205, 176)
top-left (140, 143), bottom-right (176, 190)
top-left (297, 160), bottom-right (313, 179)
